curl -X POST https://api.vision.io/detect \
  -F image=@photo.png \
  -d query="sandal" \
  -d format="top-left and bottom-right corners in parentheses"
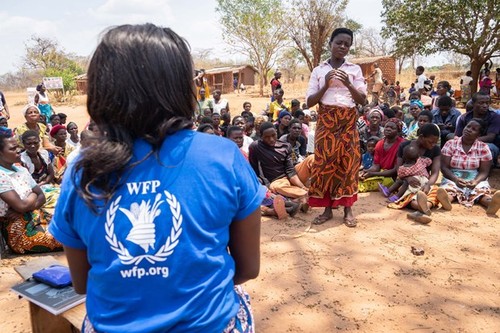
top-left (378, 183), bottom-right (390, 197)
top-left (343, 216), bottom-right (357, 228)
top-left (407, 211), bottom-right (432, 224)
top-left (388, 195), bottom-right (400, 203)
top-left (312, 214), bottom-right (332, 225)
top-left (273, 196), bottom-right (287, 220)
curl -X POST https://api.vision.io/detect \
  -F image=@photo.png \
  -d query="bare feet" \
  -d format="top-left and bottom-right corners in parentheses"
top-left (486, 191), bottom-right (500, 215)
top-left (416, 191), bottom-right (431, 215)
top-left (273, 196), bottom-right (287, 220)
top-left (436, 188), bottom-right (452, 211)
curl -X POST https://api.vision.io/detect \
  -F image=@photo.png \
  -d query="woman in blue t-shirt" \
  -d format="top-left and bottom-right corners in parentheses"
top-left (49, 24), bottom-right (265, 333)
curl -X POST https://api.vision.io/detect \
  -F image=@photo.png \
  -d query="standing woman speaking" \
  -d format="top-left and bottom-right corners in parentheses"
top-left (306, 28), bottom-right (367, 227)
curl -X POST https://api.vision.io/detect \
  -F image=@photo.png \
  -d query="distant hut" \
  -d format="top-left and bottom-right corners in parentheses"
top-left (204, 65), bottom-right (258, 94)
top-left (350, 56), bottom-right (396, 90)
top-left (75, 74), bottom-right (87, 94)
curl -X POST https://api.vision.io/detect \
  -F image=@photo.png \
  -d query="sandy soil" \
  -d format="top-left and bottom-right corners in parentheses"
top-left (1, 89), bottom-right (499, 332)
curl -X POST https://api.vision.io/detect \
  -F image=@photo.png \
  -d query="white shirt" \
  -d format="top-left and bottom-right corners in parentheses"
top-left (242, 135), bottom-right (253, 154)
top-left (461, 76), bottom-right (473, 86)
top-left (416, 74), bottom-right (427, 90)
top-left (213, 99), bottom-right (228, 114)
top-left (306, 60), bottom-right (367, 108)
top-left (373, 68), bottom-right (383, 84)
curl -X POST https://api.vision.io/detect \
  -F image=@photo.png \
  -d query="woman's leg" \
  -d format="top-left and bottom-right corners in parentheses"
top-left (343, 206), bottom-right (356, 227)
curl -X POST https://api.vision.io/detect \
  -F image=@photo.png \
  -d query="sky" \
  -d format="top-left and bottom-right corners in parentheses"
top-left (0, 0), bottom-right (386, 75)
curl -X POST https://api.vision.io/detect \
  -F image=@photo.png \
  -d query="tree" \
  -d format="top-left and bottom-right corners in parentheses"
top-left (216, 0), bottom-right (289, 96)
top-left (352, 28), bottom-right (393, 57)
top-left (278, 48), bottom-right (302, 82)
top-left (22, 35), bottom-right (85, 92)
top-left (382, 0), bottom-right (500, 93)
top-left (286, 0), bottom-right (348, 72)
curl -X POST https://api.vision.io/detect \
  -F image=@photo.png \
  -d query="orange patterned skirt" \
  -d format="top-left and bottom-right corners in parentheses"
top-left (0, 209), bottom-right (62, 254)
top-left (309, 104), bottom-right (360, 208)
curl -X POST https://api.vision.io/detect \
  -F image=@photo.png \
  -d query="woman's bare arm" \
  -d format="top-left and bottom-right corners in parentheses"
top-left (229, 208), bottom-right (261, 285)
top-left (64, 246), bottom-right (90, 294)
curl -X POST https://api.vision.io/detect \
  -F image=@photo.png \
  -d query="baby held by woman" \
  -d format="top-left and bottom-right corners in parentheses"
top-left (379, 145), bottom-right (431, 203)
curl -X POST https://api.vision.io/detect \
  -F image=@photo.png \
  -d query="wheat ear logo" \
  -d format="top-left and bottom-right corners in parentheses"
top-left (105, 190), bottom-right (183, 265)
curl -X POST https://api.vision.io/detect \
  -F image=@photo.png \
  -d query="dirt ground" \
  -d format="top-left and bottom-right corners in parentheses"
top-left (1, 89), bottom-right (499, 332)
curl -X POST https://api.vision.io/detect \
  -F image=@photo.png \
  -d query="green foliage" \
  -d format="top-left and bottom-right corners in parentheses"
top-left (44, 65), bottom-right (84, 92)
top-left (381, 0), bottom-right (499, 92)
top-left (216, 0), bottom-right (289, 96)
top-left (22, 35), bottom-right (85, 92)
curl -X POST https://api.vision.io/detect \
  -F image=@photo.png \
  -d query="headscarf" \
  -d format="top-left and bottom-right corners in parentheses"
top-left (385, 117), bottom-right (403, 134)
top-left (0, 126), bottom-right (13, 138)
top-left (22, 104), bottom-right (41, 116)
top-left (278, 110), bottom-right (291, 120)
top-left (50, 124), bottom-right (66, 138)
top-left (368, 107), bottom-right (384, 120)
top-left (410, 100), bottom-right (424, 110)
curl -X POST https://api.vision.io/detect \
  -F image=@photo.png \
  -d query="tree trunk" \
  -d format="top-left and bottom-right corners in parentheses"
top-left (469, 58), bottom-right (484, 95)
top-left (397, 57), bottom-right (405, 74)
top-left (259, 72), bottom-right (265, 97)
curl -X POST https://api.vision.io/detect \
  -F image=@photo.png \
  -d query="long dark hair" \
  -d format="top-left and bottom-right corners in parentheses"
top-left (76, 24), bottom-right (195, 212)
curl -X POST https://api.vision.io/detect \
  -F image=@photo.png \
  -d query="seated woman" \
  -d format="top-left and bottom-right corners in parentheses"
top-left (15, 104), bottom-right (62, 156)
top-left (440, 119), bottom-right (500, 214)
top-left (275, 110), bottom-right (291, 138)
top-left (360, 108), bottom-right (384, 153)
top-left (20, 130), bottom-right (60, 209)
top-left (406, 100), bottom-right (424, 134)
top-left (388, 123), bottom-right (451, 224)
top-left (66, 122), bottom-right (80, 148)
top-left (49, 124), bottom-right (75, 183)
top-left (0, 127), bottom-right (61, 254)
top-left (359, 118), bottom-right (405, 192)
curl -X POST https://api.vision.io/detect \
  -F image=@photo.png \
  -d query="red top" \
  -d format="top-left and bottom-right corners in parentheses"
top-left (373, 136), bottom-right (405, 170)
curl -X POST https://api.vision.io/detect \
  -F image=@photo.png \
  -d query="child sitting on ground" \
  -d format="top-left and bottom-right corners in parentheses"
top-left (227, 126), bottom-right (299, 219)
top-left (361, 136), bottom-right (379, 170)
top-left (379, 144), bottom-right (432, 203)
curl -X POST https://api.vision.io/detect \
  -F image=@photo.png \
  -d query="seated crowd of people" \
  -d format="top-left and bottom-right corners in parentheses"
top-left (1, 81), bottom-right (499, 255)
top-left (192, 85), bottom-right (500, 226)
top-left (0, 101), bottom-right (98, 254)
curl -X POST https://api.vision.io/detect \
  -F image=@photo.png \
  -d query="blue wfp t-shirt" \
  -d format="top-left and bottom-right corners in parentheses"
top-left (49, 130), bottom-right (266, 333)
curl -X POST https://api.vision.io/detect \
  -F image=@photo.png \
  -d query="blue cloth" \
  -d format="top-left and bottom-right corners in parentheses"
top-left (49, 130), bottom-right (266, 333)
top-left (37, 103), bottom-right (53, 119)
top-left (362, 152), bottom-right (374, 170)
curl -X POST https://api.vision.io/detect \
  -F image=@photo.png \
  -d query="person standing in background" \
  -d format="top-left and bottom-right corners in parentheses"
top-left (368, 63), bottom-right (383, 105)
top-left (415, 66), bottom-right (428, 95)
top-left (270, 71), bottom-right (282, 101)
top-left (34, 83), bottom-right (54, 120)
top-left (460, 70), bottom-right (473, 104)
top-left (0, 90), bottom-right (10, 119)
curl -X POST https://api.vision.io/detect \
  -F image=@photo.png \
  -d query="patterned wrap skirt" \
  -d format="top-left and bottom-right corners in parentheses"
top-left (0, 209), bottom-right (62, 254)
top-left (309, 104), bottom-right (360, 208)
